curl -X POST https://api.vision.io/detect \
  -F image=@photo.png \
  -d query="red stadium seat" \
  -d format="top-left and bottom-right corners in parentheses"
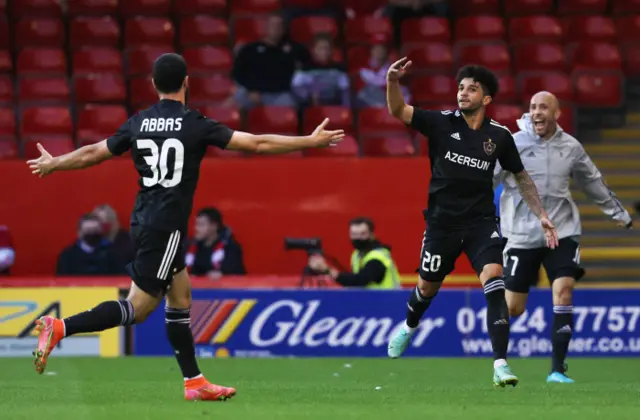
top-left (344, 17), bottom-right (393, 45)
top-left (357, 108), bottom-right (408, 136)
top-left (247, 106), bottom-right (298, 134)
top-left (126, 46), bottom-right (175, 77)
top-left (519, 73), bottom-right (574, 103)
top-left (233, 17), bottom-right (269, 47)
top-left (0, 75), bottom-right (13, 103)
top-left (346, 46), bottom-right (370, 72)
top-left (284, 0), bottom-right (331, 7)
top-left (183, 46), bottom-right (233, 74)
top-left (11, 0), bottom-right (62, 18)
top-left (410, 75), bottom-right (458, 105)
top-left (0, 1), bottom-right (5, 15)
top-left (206, 146), bottom-right (246, 158)
top-left (487, 104), bottom-right (521, 132)
top-left (557, 0), bottom-right (607, 15)
top-left (15, 18), bottom-right (65, 49)
top-left (17, 48), bottom-right (66, 76)
top-left (451, 0), bottom-right (500, 16)
top-left (119, 0), bottom-right (171, 17)
top-left (457, 43), bottom-right (511, 74)
top-left (70, 17), bottom-right (120, 50)
top-left (18, 77), bottom-right (70, 104)
top-left (513, 43), bottom-right (566, 73)
top-left (73, 48), bottom-right (123, 76)
top-left (200, 106), bottom-right (242, 131)
top-left (361, 136), bottom-right (415, 157)
top-left (125, 17), bottom-right (175, 48)
top-left (0, 51), bottom-right (10, 73)
top-left (401, 17), bottom-right (451, 46)
top-left (24, 138), bottom-right (75, 159)
top-left (77, 105), bottom-right (128, 146)
top-left (558, 108), bottom-right (575, 134)
top-left (503, 0), bottom-right (553, 16)
top-left (0, 19), bottom-right (8, 49)
top-left (73, 75), bottom-right (126, 104)
top-left (573, 72), bottom-right (624, 107)
top-left (404, 43), bottom-right (453, 74)
top-left (188, 74), bottom-right (235, 104)
top-left (454, 16), bottom-right (506, 43)
top-left (303, 106), bottom-right (355, 135)
top-left (615, 16), bottom-right (640, 44)
top-left (622, 45), bottom-right (640, 76)
top-left (509, 16), bottom-right (563, 45)
top-left (230, 0), bottom-right (280, 15)
top-left (172, 0), bottom-right (227, 15)
top-left (345, 0), bottom-right (388, 17)
top-left (180, 16), bottom-right (229, 46)
top-left (0, 139), bottom-right (18, 159)
top-left (0, 107), bottom-right (15, 137)
top-left (563, 16), bottom-right (617, 44)
top-left (613, 0), bottom-right (640, 13)
top-left (496, 74), bottom-right (517, 103)
top-left (305, 134), bottom-right (359, 157)
top-left (21, 106), bottom-right (72, 137)
top-left (290, 17), bottom-right (339, 45)
top-left (129, 77), bottom-right (158, 108)
top-left (68, 0), bottom-right (118, 15)
top-left (570, 42), bottom-right (623, 72)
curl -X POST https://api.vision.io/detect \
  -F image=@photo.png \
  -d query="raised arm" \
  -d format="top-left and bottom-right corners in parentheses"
top-left (386, 57), bottom-right (414, 124)
top-left (226, 118), bottom-right (344, 154)
top-left (27, 140), bottom-right (113, 177)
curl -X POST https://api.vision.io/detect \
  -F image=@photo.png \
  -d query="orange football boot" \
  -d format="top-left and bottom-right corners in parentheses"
top-left (32, 316), bottom-right (65, 374)
top-left (184, 376), bottom-right (236, 401)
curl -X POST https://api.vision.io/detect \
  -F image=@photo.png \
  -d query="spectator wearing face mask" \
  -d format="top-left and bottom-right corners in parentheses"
top-left (186, 207), bottom-right (246, 280)
top-left (308, 217), bottom-right (401, 289)
top-left (93, 204), bottom-right (134, 269)
top-left (56, 214), bottom-right (123, 276)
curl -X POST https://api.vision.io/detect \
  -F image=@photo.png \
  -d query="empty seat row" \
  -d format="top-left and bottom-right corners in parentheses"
top-left (3, 15), bottom-right (640, 52)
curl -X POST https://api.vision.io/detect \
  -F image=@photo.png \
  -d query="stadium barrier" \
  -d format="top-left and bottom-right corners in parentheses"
top-left (1, 277), bottom-right (638, 358)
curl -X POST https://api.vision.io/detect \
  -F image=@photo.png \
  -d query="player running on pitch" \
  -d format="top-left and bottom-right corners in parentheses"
top-left (385, 60), bottom-right (558, 387)
top-left (495, 91), bottom-right (633, 383)
top-left (26, 53), bottom-right (344, 401)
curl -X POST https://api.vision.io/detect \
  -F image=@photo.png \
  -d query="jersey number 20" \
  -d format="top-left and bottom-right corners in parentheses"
top-left (137, 138), bottom-right (184, 188)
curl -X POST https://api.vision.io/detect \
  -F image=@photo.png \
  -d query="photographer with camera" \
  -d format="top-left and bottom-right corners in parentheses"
top-left (306, 217), bottom-right (401, 289)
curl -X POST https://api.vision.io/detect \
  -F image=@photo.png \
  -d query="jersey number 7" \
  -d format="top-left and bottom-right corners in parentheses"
top-left (137, 138), bottom-right (184, 188)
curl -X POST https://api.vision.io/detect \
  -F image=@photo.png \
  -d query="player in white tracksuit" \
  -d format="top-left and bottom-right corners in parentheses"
top-left (494, 91), bottom-right (633, 383)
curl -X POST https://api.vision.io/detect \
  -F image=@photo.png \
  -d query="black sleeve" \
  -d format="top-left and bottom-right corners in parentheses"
top-left (106, 118), bottom-right (133, 156)
top-left (498, 132), bottom-right (525, 174)
top-left (200, 115), bottom-right (234, 149)
top-left (220, 240), bottom-right (247, 275)
top-left (56, 247), bottom-right (74, 276)
top-left (410, 108), bottom-right (445, 138)
top-left (335, 260), bottom-right (387, 287)
top-left (232, 44), bottom-right (254, 89)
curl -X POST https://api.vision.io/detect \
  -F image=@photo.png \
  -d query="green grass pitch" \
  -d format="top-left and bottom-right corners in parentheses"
top-left (1, 357), bottom-right (639, 420)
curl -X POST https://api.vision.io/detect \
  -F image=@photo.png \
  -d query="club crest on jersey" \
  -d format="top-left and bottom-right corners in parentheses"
top-left (483, 138), bottom-right (496, 155)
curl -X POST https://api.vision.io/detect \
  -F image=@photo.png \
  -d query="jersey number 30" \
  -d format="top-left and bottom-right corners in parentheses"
top-left (137, 138), bottom-right (184, 188)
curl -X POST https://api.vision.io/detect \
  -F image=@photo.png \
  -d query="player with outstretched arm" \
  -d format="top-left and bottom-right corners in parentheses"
top-left (495, 91), bottom-right (633, 383)
top-left (384, 59), bottom-right (558, 387)
top-left (26, 53), bottom-right (344, 401)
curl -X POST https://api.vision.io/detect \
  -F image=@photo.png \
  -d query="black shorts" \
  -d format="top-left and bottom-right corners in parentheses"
top-left (418, 217), bottom-right (504, 282)
top-left (503, 237), bottom-right (581, 294)
top-left (126, 225), bottom-right (186, 297)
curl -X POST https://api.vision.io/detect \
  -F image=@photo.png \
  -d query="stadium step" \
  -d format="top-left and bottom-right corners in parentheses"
top-left (580, 247), bottom-right (640, 260)
top-left (590, 159), bottom-right (639, 170)
top-left (584, 144), bottom-right (640, 155)
top-left (572, 188), bottom-right (640, 201)
top-left (578, 204), bottom-right (635, 216)
top-left (581, 235), bottom-right (640, 247)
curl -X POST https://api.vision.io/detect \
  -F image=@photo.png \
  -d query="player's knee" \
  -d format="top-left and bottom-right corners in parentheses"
top-left (126, 284), bottom-right (162, 323)
top-left (505, 291), bottom-right (527, 317)
top-left (508, 303), bottom-right (526, 317)
top-left (417, 278), bottom-right (441, 298)
top-left (480, 263), bottom-right (503, 283)
top-left (552, 277), bottom-right (574, 305)
top-left (166, 295), bottom-right (191, 310)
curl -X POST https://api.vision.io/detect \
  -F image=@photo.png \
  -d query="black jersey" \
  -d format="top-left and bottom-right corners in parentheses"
top-left (410, 108), bottom-right (524, 226)
top-left (106, 99), bottom-right (233, 232)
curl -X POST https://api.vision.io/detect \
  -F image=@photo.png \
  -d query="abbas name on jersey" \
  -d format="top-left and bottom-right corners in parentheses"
top-left (140, 118), bottom-right (183, 133)
top-left (444, 150), bottom-right (491, 171)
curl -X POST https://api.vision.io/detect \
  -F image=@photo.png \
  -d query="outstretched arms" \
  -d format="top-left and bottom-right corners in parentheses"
top-left (27, 140), bottom-right (113, 177)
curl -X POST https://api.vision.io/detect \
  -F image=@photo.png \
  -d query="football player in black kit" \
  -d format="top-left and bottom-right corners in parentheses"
top-left (385, 60), bottom-right (559, 387)
top-left (26, 53), bottom-right (344, 401)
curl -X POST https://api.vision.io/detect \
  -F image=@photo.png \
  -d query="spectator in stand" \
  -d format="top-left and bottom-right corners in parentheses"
top-left (232, 12), bottom-right (310, 109)
top-left (292, 33), bottom-right (350, 107)
top-left (0, 225), bottom-right (15, 275)
top-left (356, 34), bottom-right (410, 108)
top-left (384, 0), bottom-right (450, 45)
top-left (186, 207), bottom-right (246, 280)
top-left (56, 214), bottom-right (122, 276)
top-left (93, 204), bottom-right (134, 270)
